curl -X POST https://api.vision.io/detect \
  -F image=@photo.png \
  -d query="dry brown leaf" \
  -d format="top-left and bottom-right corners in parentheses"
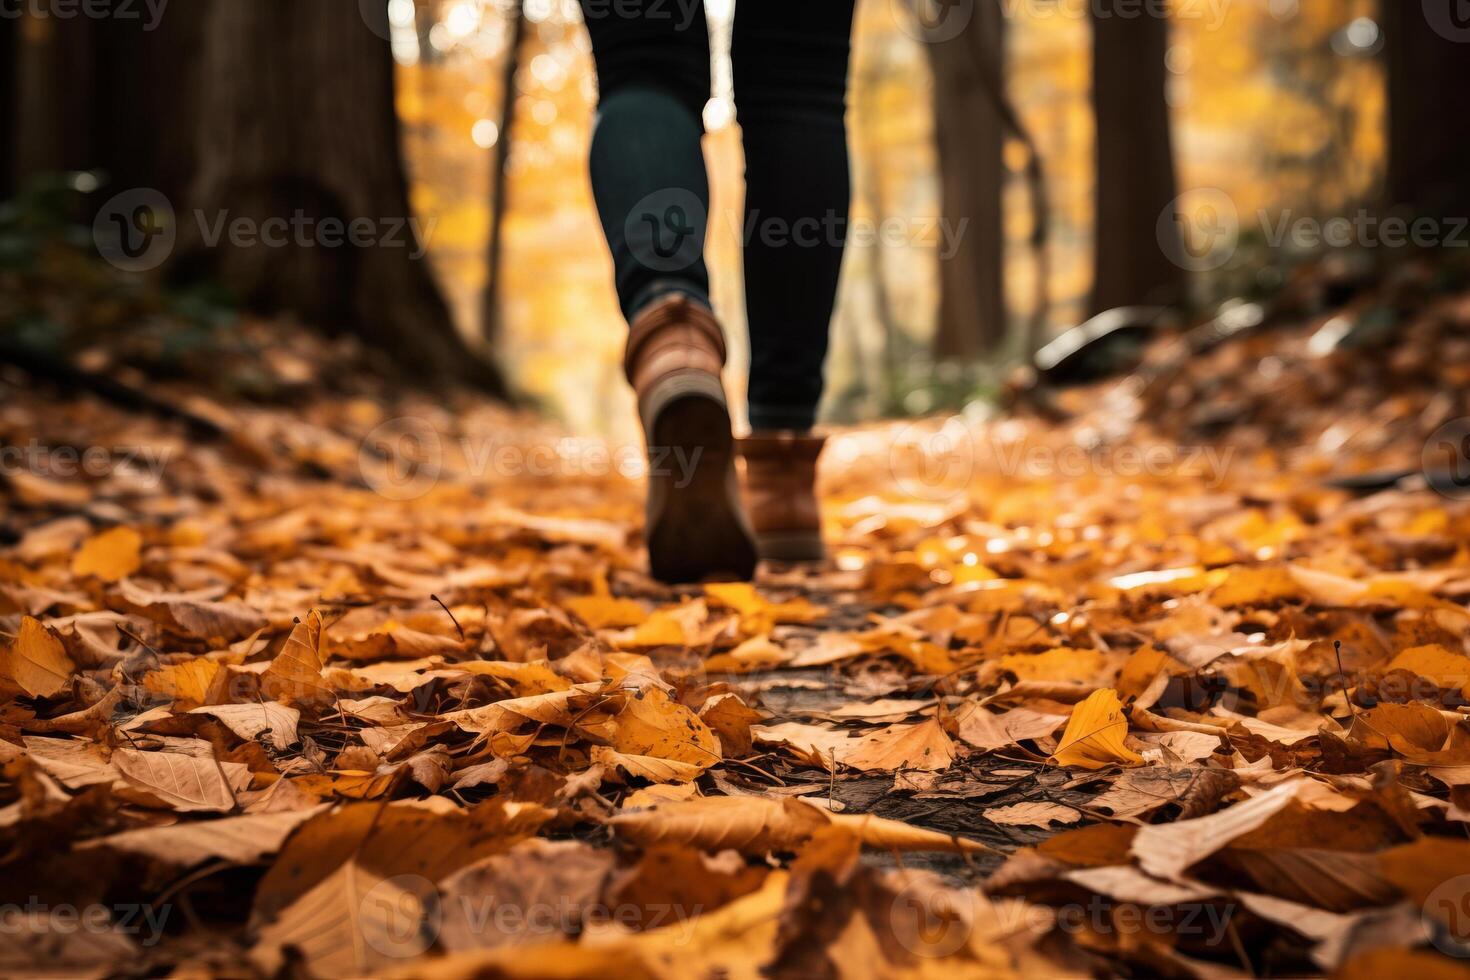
top-left (81, 806), bottom-right (327, 865)
top-left (610, 795), bottom-right (993, 855)
top-left (842, 718), bottom-right (956, 772)
top-left (252, 859), bottom-right (434, 975)
top-left (590, 745), bottom-right (702, 783)
top-left (984, 802), bottom-right (1082, 827)
top-left (1131, 779), bottom-right (1304, 880)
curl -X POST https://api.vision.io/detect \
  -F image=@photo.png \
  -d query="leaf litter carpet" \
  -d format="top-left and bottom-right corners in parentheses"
top-left (4, 289), bottom-right (1470, 978)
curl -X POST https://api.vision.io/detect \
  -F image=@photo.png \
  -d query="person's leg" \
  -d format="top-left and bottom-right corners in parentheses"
top-left (580, 1), bottom-right (757, 583)
top-left (580, 0), bottom-right (712, 320)
top-left (731, 1), bottom-right (857, 432)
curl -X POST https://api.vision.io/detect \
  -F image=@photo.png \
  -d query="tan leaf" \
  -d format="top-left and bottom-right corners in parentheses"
top-left (984, 802), bottom-right (1082, 827)
top-left (21, 735), bottom-right (116, 787)
top-left (590, 745), bottom-right (702, 783)
top-left (1130, 779), bottom-right (1304, 880)
top-left (190, 702), bottom-right (301, 751)
top-left (251, 860), bottom-right (435, 975)
top-left (81, 806), bottom-right (328, 865)
top-left (752, 722), bottom-right (858, 770)
top-left (114, 579), bottom-right (268, 642)
top-left (253, 799), bottom-right (555, 921)
top-left (842, 719), bottom-right (956, 772)
top-left (437, 839), bottom-right (617, 951)
top-left (113, 748), bottom-right (237, 812)
top-left (261, 614), bottom-right (334, 709)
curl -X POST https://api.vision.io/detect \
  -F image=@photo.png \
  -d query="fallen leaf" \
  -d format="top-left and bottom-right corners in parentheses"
top-left (1049, 689), bottom-right (1143, 769)
top-left (71, 526), bottom-right (142, 582)
top-left (1, 616), bottom-right (75, 698)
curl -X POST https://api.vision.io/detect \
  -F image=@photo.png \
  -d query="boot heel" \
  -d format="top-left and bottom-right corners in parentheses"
top-left (642, 372), bottom-right (757, 583)
top-left (754, 530), bottom-right (825, 563)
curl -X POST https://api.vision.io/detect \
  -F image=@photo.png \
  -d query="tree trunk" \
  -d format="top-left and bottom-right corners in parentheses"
top-left (1091, 9), bottom-right (1185, 315)
top-left (1382, 2), bottom-right (1470, 216)
top-left (924, 0), bottom-right (1006, 360)
top-left (10, 6), bottom-right (204, 204)
top-left (187, 0), bottom-right (507, 395)
top-left (12, 10), bottom-right (94, 186)
top-left (0, 13), bottom-right (15, 199)
top-left (481, 0), bottom-right (527, 346)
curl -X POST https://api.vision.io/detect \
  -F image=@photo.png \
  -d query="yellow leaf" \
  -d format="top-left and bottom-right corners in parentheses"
top-left (1050, 689), bottom-right (1143, 770)
top-left (564, 594), bottom-right (648, 629)
top-left (143, 658), bottom-right (224, 705)
top-left (607, 686), bottom-right (721, 770)
top-left (71, 526), bottom-right (142, 582)
top-left (997, 647), bottom-right (1107, 683)
top-left (1, 616), bottom-right (75, 698)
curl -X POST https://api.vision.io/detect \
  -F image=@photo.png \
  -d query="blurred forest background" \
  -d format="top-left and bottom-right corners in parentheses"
top-left (392, 0), bottom-right (1387, 438)
top-left (3, 0), bottom-right (1463, 444)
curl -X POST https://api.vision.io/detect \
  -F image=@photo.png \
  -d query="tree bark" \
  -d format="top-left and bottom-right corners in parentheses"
top-left (187, 0), bottom-right (507, 395)
top-left (9, 6), bottom-right (204, 204)
top-left (1, 13), bottom-right (15, 198)
top-left (11, 10), bottom-right (94, 186)
top-left (924, 0), bottom-right (1006, 360)
top-left (1382, 2), bottom-right (1470, 216)
top-left (481, 0), bottom-right (527, 346)
top-left (1091, 9), bottom-right (1185, 315)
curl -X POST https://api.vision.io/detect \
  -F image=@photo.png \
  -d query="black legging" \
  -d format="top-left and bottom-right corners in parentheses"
top-left (580, 0), bottom-right (857, 432)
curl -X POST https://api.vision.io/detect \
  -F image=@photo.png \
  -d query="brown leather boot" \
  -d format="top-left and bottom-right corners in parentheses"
top-left (624, 294), bottom-right (757, 583)
top-left (737, 431), bottom-right (826, 562)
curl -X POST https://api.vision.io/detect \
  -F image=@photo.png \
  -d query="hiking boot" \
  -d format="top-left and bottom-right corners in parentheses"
top-left (624, 293), bottom-right (757, 583)
top-left (737, 431), bottom-right (826, 562)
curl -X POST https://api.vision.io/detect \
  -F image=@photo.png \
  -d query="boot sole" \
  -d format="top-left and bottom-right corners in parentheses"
top-left (643, 371), bottom-right (758, 584)
top-left (754, 530), bottom-right (825, 563)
